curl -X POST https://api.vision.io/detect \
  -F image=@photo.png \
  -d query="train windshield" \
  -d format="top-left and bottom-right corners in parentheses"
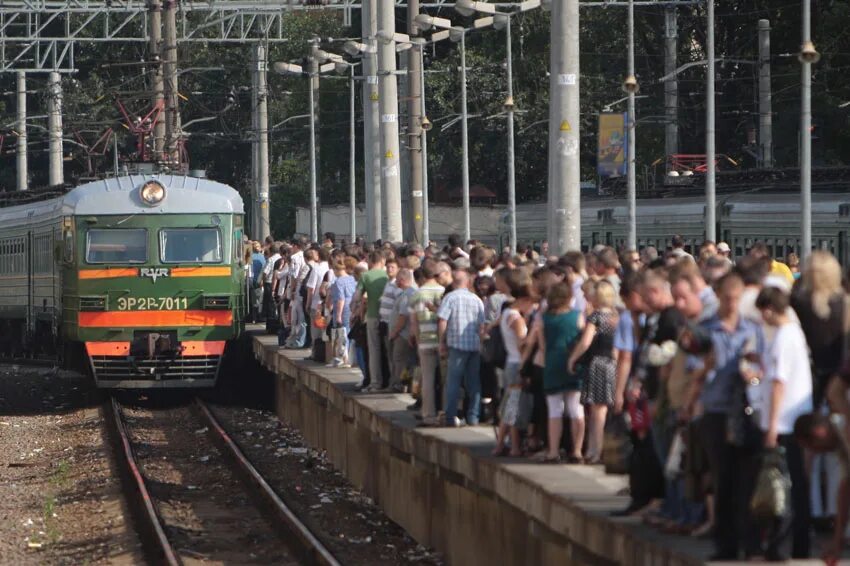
top-left (85, 229), bottom-right (148, 264)
top-left (159, 228), bottom-right (222, 264)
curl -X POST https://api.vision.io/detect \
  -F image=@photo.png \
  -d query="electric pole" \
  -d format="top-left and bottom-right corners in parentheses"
top-left (800, 0), bottom-right (819, 259)
top-left (664, 4), bottom-right (678, 160)
top-left (162, 0), bottom-right (180, 168)
top-left (758, 19), bottom-right (773, 169)
top-left (626, 0), bottom-right (637, 251)
top-left (377, 0), bottom-right (403, 242)
top-left (705, 0), bottom-right (716, 242)
top-left (16, 71), bottom-right (27, 191)
top-left (407, 3), bottom-right (424, 244)
top-left (362, 0), bottom-right (382, 242)
top-left (255, 43), bottom-right (271, 241)
top-left (309, 42), bottom-right (321, 242)
top-left (149, 0), bottom-right (165, 161)
top-left (547, 0), bottom-right (581, 254)
top-left (47, 72), bottom-right (64, 187)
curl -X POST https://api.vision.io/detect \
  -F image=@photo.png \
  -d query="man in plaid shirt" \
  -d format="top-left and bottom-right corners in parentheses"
top-left (437, 268), bottom-right (485, 427)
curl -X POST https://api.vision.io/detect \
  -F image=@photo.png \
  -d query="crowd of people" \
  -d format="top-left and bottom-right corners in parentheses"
top-left (244, 230), bottom-right (850, 563)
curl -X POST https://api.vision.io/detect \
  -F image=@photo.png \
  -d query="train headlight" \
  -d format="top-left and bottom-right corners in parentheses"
top-left (140, 180), bottom-right (166, 206)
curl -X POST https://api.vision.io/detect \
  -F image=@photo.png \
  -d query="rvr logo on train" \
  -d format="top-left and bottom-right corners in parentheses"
top-left (139, 268), bottom-right (171, 283)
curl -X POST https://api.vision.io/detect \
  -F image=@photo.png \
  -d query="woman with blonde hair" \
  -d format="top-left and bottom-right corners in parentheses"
top-left (568, 280), bottom-right (618, 464)
top-left (791, 250), bottom-right (844, 406)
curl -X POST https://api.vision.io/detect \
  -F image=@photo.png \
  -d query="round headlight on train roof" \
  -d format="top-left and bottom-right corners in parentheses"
top-left (139, 180), bottom-right (166, 206)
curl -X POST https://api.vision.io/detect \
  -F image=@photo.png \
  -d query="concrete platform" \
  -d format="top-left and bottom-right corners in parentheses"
top-left (250, 331), bottom-right (827, 566)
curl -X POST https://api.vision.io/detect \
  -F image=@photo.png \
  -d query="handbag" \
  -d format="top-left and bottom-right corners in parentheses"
top-left (750, 447), bottom-right (791, 524)
top-left (602, 414), bottom-right (633, 475)
top-left (664, 428), bottom-right (685, 480)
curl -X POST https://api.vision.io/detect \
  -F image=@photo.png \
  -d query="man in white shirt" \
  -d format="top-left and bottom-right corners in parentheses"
top-left (755, 286), bottom-right (813, 561)
top-left (306, 247), bottom-right (331, 353)
top-left (262, 244), bottom-right (281, 322)
top-left (285, 241), bottom-right (309, 348)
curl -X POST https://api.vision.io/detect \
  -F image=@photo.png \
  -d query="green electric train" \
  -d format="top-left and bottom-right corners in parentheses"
top-left (0, 174), bottom-right (246, 388)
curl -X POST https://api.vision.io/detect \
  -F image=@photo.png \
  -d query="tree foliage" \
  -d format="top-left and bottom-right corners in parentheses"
top-left (0, 2), bottom-right (848, 237)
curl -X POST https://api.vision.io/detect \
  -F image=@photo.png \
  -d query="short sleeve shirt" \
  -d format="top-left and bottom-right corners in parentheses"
top-left (437, 289), bottom-right (485, 352)
top-left (409, 284), bottom-right (445, 350)
top-left (330, 275), bottom-right (357, 327)
top-left (391, 286), bottom-right (418, 340)
top-left (357, 269), bottom-right (389, 319)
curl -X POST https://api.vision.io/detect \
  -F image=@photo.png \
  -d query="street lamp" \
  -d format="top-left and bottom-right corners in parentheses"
top-left (624, 0), bottom-right (639, 250)
top-left (273, 49), bottom-right (338, 243)
top-left (415, 14), bottom-right (495, 244)
top-left (334, 59), bottom-right (361, 244)
top-left (453, 0), bottom-right (542, 253)
top-left (800, 0), bottom-right (820, 258)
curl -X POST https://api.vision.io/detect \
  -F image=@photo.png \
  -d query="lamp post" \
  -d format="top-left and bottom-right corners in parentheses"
top-left (454, 0), bottom-right (541, 255)
top-left (705, 0), bottom-right (716, 242)
top-left (344, 39), bottom-right (380, 241)
top-left (799, 0), bottom-right (820, 259)
top-left (273, 49), bottom-right (339, 242)
top-left (334, 60), bottom-right (362, 244)
top-left (415, 14), bottom-right (494, 244)
top-left (623, 0), bottom-right (639, 251)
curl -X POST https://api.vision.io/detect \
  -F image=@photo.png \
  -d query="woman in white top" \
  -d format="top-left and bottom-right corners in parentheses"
top-left (755, 286), bottom-right (813, 560)
top-left (492, 269), bottom-right (536, 457)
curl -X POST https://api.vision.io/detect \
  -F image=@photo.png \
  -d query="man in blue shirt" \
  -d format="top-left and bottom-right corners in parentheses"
top-left (692, 271), bottom-right (764, 561)
top-left (437, 268), bottom-right (485, 426)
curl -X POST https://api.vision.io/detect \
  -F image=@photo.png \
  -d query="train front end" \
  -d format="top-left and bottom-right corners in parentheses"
top-left (63, 176), bottom-right (246, 388)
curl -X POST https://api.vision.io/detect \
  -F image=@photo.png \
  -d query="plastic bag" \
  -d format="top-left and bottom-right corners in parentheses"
top-left (750, 447), bottom-right (791, 524)
top-left (602, 414), bottom-right (633, 475)
top-left (664, 429), bottom-right (685, 480)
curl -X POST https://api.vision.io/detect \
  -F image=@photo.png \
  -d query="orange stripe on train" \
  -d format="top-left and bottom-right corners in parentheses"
top-left (85, 340), bottom-right (225, 356)
top-left (171, 267), bottom-right (232, 277)
top-left (78, 266), bottom-right (231, 280)
top-left (78, 310), bottom-right (232, 328)
top-left (79, 268), bottom-right (138, 280)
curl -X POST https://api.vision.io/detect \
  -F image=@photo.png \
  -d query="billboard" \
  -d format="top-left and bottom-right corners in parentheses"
top-left (597, 112), bottom-right (627, 177)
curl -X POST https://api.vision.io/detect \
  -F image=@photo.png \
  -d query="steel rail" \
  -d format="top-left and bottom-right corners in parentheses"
top-left (107, 397), bottom-right (181, 566)
top-left (195, 398), bottom-right (342, 566)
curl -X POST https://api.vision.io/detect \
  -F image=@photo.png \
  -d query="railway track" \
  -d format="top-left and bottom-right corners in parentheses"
top-left (107, 396), bottom-right (341, 566)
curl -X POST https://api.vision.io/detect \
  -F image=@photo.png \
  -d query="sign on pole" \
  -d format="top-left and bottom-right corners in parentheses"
top-left (597, 112), bottom-right (627, 178)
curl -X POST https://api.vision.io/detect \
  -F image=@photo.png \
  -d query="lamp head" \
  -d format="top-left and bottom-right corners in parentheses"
top-left (454, 0), bottom-right (477, 17)
top-left (421, 116), bottom-right (433, 131)
top-left (449, 27), bottom-right (465, 43)
top-left (502, 96), bottom-right (515, 112)
top-left (622, 75), bottom-right (639, 94)
top-left (799, 41), bottom-right (821, 64)
top-left (493, 13), bottom-right (509, 31)
top-left (316, 49), bottom-right (343, 63)
top-left (334, 61), bottom-right (350, 75)
top-left (273, 61), bottom-right (303, 75)
top-left (414, 14), bottom-right (433, 30)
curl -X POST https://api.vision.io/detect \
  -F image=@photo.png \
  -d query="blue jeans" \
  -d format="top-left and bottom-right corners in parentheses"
top-left (653, 410), bottom-right (704, 525)
top-left (445, 348), bottom-right (481, 424)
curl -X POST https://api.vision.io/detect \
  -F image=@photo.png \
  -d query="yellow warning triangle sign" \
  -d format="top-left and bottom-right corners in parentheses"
top-left (559, 120), bottom-right (571, 132)
top-left (385, 150), bottom-right (394, 159)
top-left (370, 92), bottom-right (379, 101)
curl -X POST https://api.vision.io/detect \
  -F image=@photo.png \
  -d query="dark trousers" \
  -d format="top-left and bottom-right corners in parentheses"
top-left (629, 429), bottom-right (665, 507)
top-left (765, 434), bottom-right (811, 559)
top-left (261, 285), bottom-right (273, 320)
top-left (699, 412), bottom-right (761, 558)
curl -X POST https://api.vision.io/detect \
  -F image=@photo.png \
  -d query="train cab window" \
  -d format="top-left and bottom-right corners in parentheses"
top-left (86, 229), bottom-right (147, 264)
top-left (160, 228), bottom-right (222, 264)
